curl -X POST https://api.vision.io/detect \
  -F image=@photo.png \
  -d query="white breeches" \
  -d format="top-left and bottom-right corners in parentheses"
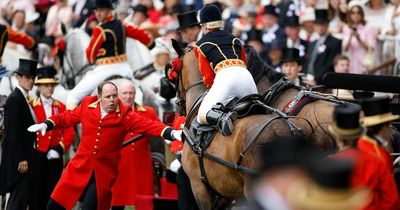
top-left (66, 62), bottom-right (132, 109)
top-left (197, 66), bottom-right (258, 124)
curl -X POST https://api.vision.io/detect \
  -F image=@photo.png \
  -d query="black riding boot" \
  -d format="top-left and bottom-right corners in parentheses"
top-left (206, 110), bottom-right (238, 136)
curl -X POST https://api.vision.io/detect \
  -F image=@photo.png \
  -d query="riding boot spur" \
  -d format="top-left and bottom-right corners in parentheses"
top-left (205, 109), bottom-right (238, 136)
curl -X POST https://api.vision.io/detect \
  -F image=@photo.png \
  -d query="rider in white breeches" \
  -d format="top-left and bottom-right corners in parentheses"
top-left (66, 3), bottom-right (154, 109)
top-left (193, 4), bottom-right (257, 136)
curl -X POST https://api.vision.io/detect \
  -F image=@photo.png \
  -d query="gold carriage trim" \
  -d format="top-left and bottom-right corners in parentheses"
top-left (213, 59), bottom-right (246, 74)
top-left (96, 54), bottom-right (127, 65)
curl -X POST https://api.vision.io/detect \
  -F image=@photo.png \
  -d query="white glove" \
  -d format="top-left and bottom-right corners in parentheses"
top-left (27, 123), bottom-right (47, 136)
top-left (47, 149), bottom-right (60, 160)
top-left (172, 130), bottom-right (182, 141)
top-left (169, 158), bottom-right (181, 173)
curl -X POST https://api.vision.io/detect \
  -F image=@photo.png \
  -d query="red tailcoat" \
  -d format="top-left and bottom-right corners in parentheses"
top-left (0, 25), bottom-right (35, 60)
top-left (111, 104), bottom-right (160, 206)
top-left (357, 135), bottom-right (393, 173)
top-left (31, 97), bottom-right (75, 153)
top-left (331, 148), bottom-right (399, 210)
top-left (48, 96), bottom-right (172, 210)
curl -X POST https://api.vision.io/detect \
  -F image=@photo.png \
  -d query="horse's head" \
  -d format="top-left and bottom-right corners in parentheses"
top-left (166, 39), bottom-right (206, 116)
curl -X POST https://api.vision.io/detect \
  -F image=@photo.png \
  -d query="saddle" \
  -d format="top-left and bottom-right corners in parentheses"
top-left (191, 94), bottom-right (272, 150)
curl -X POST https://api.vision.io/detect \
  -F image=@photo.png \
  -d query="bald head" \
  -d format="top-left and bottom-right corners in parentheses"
top-left (118, 80), bottom-right (136, 105)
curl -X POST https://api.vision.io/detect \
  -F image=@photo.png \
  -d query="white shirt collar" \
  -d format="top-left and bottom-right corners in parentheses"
top-left (100, 105), bottom-right (108, 118)
top-left (40, 94), bottom-right (53, 104)
top-left (16, 85), bottom-right (29, 99)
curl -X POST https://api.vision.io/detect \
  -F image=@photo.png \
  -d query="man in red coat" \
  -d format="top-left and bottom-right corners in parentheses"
top-left (329, 103), bottom-right (399, 210)
top-left (30, 66), bottom-right (75, 210)
top-left (357, 96), bottom-right (400, 173)
top-left (28, 81), bottom-right (181, 210)
top-left (111, 80), bottom-right (160, 209)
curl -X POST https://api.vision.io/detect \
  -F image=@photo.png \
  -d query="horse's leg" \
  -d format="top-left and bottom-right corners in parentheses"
top-left (189, 180), bottom-right (213, 210)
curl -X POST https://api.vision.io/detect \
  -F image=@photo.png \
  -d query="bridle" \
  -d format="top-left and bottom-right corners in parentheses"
top-left (169, 46), bottom-right (204, 116)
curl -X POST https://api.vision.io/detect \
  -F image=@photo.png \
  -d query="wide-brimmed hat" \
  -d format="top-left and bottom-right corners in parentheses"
top-left (359, 96), bottom-right (400, 127)
top-left (315, 9), bottom-right (329, 24)
top-left (329, 103), bottom-right (365, 140)
top-left (177, 11), bottom-right (199, 30)
top-left (281, 48), bottom-right (301, 64)
top-left (287, 159), bottom-right (371, 210)
top-left (35, 66), bottom-right (58, 85)
top-left (264, 4), bottom-right (279, 17)
top-left (15, 59), bottom-right (37, 76)
top-left (95, 0), bottom-right (113, 9)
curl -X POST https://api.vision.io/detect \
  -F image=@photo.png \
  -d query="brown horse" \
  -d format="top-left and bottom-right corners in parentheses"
top-left (245, 46), bottom-right (395, 152)
top-left (170, 43), bottom-right (308, 209)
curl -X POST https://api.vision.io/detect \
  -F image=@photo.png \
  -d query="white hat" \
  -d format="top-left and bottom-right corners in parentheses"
top-left (300, 7), bottom-right (315, 24)
top-left (25, 11), bottom-right (40, 24)
top-left (348, 0), bottom-right (364, 11)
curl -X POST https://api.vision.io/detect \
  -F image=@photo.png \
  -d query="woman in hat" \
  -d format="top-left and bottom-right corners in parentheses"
top-left (193, 4), bottom-right (257, 136)
top-left (342, 1), bottom-right (378, 74)
top-left (330, 103), bottom-right (399, 210)
top-left (30, 66), bottom-right (75, 210)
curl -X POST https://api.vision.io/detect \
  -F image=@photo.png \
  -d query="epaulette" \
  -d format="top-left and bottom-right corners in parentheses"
top-left (32, 97), bottom-right (41, 107)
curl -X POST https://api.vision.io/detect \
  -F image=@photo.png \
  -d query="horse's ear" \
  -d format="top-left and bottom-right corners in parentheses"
top-left (171, 39), bottom-right (184, 57)
top-left (60, 23), bottom-right (67, 36)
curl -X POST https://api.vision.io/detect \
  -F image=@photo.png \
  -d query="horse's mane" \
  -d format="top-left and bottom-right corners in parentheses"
top-left (244, 46), bottom-right (283, 84)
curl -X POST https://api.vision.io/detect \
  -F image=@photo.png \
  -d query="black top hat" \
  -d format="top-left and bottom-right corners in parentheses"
top-left (281, 48), bottom-right (301, 64)
top-left (264, 4), bottom-right (279, 17)
top-left (285, 15), bottom-right (300, 27)
top-left (132, 4), bottom-right (148, 17)
top-left (315, 9), bottom-right (329, 24)
top-left (171, 4), bottom-right (183, 14)
top-left (15, 59), bottom-right (37, 76)
top-left (199, 4), bottom-right (222, 24)
top-left (245, 28), bottom-right (262, 43)
top-left (259, 136), bottom-right (323, 172)
top-left (177, 10), bottom-right (199, 30)
top-left (329, 103), bottom-right (365, 140)
top-left (269, 37), bottom-right (285, 50)
top-left (360, 96), bottom-right (400, 127)
top-left (95, 0), bottom-right (113, 9)
top-left (287, 158), bottom-right (370, 210)
top-left (35, 66), bottom-right (58, 85)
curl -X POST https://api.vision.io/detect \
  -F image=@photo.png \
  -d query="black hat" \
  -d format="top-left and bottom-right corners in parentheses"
top-left (390, 94), bottom-right (400, 115)
top-left (95, 0), bottom-right (113, 9)
top-left (132, 4), bottom-right (148, 17)
top-left (259, 136), bottom-right (323, 172)
top-left (160, 77), bottom-right (176, 100)
top-left (285, 15), bottom-right (300, 27)
top-left (269, 37), bottom-right (285, 50)
top-left (35, 66), bottom-right (58, 85)
top-left (329, 103), bottom-right (365, 140)
top-left (315, 9), bottom-right (329, 24)
top-left (15, 59), bottom-right (37, 76)
top-left (281, 48), bottom-right (301, 64)
top-left (245, 28), bottom-right (262, 43)
top-left (171, 4), bottom-right (183, 15)
top-left (264, 4), bottom-right (279, 17)
top-left (360, 96), bottom-right (400, 127)
top-left (352, 90), bottom-right (375, 100)
top-left (177, 11), bottom-right (199, 30)
top-left (287, 159), bottom-right (371, 210)
top-left (199, 4), bottom-right (222, 24)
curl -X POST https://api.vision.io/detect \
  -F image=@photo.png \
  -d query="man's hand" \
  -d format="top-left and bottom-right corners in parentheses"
top-left (172, 130), bottom-right (182, 141)
top-left (27, 123), bottom-right (47, 136)
top-left (17, 161), bottom-right (28, 173)
top-left (47, 149), bottom-right (60, 160)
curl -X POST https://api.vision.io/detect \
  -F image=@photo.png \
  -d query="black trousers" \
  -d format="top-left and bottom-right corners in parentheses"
top-left (177, 167), bottom-right (199, 210)
top-left (48, 173), bottom-right (98, 210)
top-left (6, 169), bottom-right (34, 210)
top-left (31, 151), bottom-right (63, 210)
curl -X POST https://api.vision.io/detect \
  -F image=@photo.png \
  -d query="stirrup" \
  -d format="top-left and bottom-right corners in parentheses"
top-left (218, 111), bottom-right (238, 136)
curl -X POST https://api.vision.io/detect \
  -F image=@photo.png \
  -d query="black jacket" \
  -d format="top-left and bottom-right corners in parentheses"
top-left (303, 34), bottom-right (342, 84)
top-left (0, 88), bottom-right (36, 194)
